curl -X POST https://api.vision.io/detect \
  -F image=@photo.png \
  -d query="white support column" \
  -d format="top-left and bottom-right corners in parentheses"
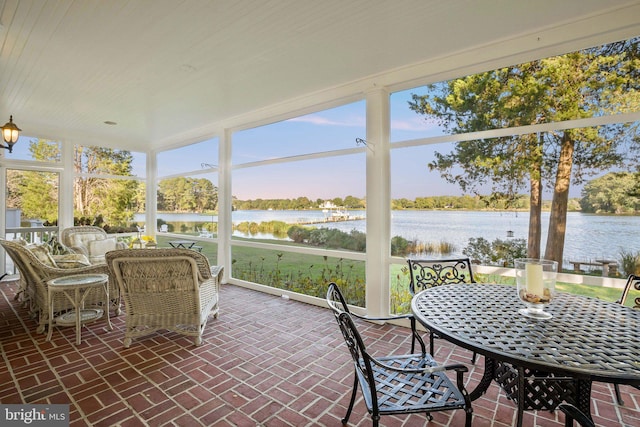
top-left (59, 141), bottom-right (75, 230)
top-left (365, 87), bottom-right (391, 317)
top-left (217, 129), bottom-right (232, 274)
top-left (146, 152), bottom-right (157, 236)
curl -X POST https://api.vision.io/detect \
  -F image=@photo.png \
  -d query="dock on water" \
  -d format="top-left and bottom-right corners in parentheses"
top-left (295, 213), bottom-right (366, 225)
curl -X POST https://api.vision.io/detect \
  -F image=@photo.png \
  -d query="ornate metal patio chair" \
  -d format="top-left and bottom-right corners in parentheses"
top-left (613, 273), bottom-right (640, 405)
top-left (407, 258), bottom-right (478, 363)
top-left (106, 248), bottom-right (223, 347)
top-left (558, 403), bottom-right (595, 427)
top-left (326, 283), bottom-right (473, 427)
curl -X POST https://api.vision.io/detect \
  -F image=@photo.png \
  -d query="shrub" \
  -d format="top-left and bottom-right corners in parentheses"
top-left (619, 249), bottom-right (640, 276)
top-left (287, 225), bottom-right (311, 243)
top-left (308, 229), bottom-right (330, 246)
top-left (463, 237), bottom-right (527, 267)
top-left (346, 229), bottom-right (366, 252)
top-left (391, 236), bottom-right (410, 256)
top-left (408, 240), bottom-right (456, 257)
top-left (235, 220), bottom-right (287, 237)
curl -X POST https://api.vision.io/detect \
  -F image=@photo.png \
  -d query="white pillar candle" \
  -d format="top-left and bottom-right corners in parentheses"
top-left (525, 263), bottom-right (544, 296)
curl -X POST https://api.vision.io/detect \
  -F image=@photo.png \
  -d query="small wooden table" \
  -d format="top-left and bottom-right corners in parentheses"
top-left (569, 259), bottom-right (618, 276)
top-left (47, 273), bottom-right (112, 345)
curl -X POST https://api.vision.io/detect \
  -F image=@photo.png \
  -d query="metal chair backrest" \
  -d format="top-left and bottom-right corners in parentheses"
top-left (326, 282), bottom-right (473, 427)
top-left (617, 274), bottom-right (640, 309)
top-left (326, 283), bottom-right (380, 410)
top-left (407, 258), bottom-right (475, 294)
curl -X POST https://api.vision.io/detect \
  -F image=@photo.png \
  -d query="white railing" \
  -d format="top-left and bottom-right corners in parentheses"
top-left (474, 264), bottom-right (627, 289)
top-left (4, 226), bottom-right (59, 244)
top-left (2, 226), bottom-right (60, 276)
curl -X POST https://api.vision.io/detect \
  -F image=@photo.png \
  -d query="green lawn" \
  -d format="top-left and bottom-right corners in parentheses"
top-left (154, 235), bottom-right (624, 306)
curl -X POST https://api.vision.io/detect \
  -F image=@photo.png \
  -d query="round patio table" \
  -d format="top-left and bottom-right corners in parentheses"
top-left (411, 283), bottom-right (640, 426)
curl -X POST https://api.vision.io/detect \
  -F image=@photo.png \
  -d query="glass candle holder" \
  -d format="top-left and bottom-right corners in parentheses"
top-left (515, 258), bottom-right (558, 319)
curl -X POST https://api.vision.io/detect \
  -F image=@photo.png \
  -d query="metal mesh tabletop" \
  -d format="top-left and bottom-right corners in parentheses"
top-left (411, 283), bottom-right (640, 385)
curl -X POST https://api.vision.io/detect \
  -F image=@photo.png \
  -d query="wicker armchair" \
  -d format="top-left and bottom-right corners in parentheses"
top-left (106, 248), bottom-right (223, 347)
top-left (0, 238), bottom-right (116, 333)
top-left (60, 226), bottom-right (126, 264)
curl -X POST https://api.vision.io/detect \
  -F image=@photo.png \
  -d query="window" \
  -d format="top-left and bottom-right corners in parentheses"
top-left (230, 102), bottom-right (367, 301)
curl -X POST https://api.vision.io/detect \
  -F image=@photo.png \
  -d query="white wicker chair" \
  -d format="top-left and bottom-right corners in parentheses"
top-left (0, 238), bottom-right (115, 333)
top-left (106, 248), bottom-right (223, 347)
top-left (61, 226), bottom-right (126, 264)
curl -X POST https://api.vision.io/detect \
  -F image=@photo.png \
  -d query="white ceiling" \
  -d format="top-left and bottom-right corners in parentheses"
top-left (1, 0), bottom-right (640, 152)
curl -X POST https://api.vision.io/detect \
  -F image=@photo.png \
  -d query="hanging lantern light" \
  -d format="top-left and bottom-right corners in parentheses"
top-left (1, 116), bottom-right (21, 153)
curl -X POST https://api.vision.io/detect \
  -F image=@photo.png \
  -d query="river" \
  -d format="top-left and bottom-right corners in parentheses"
top-left (136, 210), bottom-right (640, 267)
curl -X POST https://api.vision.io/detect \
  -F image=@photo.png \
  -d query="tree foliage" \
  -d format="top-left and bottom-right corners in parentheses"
top-left (6, 141), bottom-right (61, 224)
top-left (409, 37), bottom-right (640, 264)
top-left (74, 146), bottom-right (138, 225)
top-left (580, 172), bottom-right (640, 213)
top-left (157, 177), bottom-right (218, 212)
top-left (463, 237), bottom-right (528, 267)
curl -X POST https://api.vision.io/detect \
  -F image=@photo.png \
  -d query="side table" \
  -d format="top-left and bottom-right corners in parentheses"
top-left (47, 273), bottom-right (112, 345)
top-left (168, 240), bottom-right (196, 249)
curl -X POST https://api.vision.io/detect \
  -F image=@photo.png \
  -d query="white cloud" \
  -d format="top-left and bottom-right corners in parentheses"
top-left (287, 114), bottom-right (365, 127)
top-left (289, 113), bottom-right (438, 132)
top-left (391, 116), bottom-right (438, 131)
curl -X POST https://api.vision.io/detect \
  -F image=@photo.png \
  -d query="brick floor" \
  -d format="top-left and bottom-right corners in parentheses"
top-left (1, 278), bottom-right (638, 426)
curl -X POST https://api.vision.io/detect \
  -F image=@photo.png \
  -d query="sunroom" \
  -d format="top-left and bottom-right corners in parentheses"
top-left (1, 1), bottom-right (639, 426)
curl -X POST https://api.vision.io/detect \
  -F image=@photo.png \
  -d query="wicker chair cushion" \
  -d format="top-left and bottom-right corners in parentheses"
top-left (26, 244), bottom-right (56, 268)
top-left (88, 237), bottom-right (116, 257)
top-left (52, 253), bottom-right (92, 269)
top-left (71, 232), bottom-right (106, 248)
top-left (46, 236), bottom-right (74, 255)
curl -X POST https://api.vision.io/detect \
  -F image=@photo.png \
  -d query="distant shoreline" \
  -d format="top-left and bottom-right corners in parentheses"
top-left (152, 208), bottom-right (639, 217)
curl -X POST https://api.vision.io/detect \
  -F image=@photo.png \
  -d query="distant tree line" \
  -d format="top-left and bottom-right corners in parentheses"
top-left (10, 142), bottom-right (636, 230)
top-left (234, 172), bottom-right (640, 214)
top-left (233, 194), bottom-right (584, 212)
top-left (233, 195), bottom-right (365, 211)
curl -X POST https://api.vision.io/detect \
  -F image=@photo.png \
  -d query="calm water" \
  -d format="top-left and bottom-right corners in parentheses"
top-left (138, 210), bottom-right (640, 266)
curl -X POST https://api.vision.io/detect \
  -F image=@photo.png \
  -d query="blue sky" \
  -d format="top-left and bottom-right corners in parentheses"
top-left (225, 89), bottom-right (478, 200)
top-left (155, 92), bottom-right (444, 200)
top-left (11, 87), bottom-right (588, 201)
